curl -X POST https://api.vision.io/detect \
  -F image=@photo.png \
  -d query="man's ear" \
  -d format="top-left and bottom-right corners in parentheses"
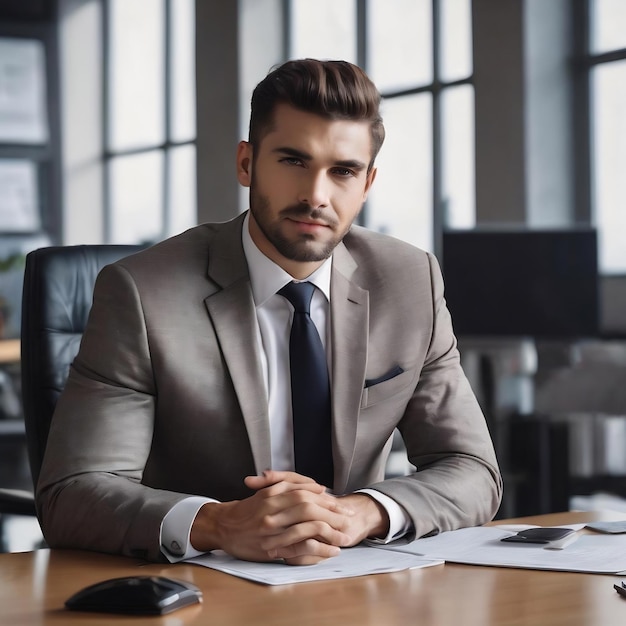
top-left (236, 141), bottom-right (253, 187)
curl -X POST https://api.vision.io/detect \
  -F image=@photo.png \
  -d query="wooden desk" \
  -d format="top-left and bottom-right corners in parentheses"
top-left (1, 511), bottom-right (625, 625)
top-left (0, 339), bottom-right (20, 364)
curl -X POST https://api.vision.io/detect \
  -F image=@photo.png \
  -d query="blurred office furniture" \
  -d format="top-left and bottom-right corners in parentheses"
top-left (0, 235), bottom-right (52, 547)
top-left (442, 228), bottom-right (600, 517)
top-left (20, 245), bottom-right (142, 492)
top-left (535, 340), bottom-right (626, 504)
top-left (0, 341), bottom-right (36, 549)
top-left (0, 338), bottom-right (31, 516)
top-left (470, 340), bottom-right (626, 517)
top-left (0, 339), bottom-right (36, 517)
top-left (459, 338), bottom-right (539, 517)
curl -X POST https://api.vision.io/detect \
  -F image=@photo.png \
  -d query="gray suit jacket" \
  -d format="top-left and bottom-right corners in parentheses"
top-left (37, 213), bottom-right (502, 561)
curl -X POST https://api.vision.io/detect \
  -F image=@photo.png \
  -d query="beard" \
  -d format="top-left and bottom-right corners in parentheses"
top-left (249, 180), bottom-right (352, 263)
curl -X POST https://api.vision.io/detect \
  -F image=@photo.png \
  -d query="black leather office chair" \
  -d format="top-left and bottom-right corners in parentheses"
top-left (20, 245), bottom-right (143, 492)
top-left (0, 474), bottom-right (36, 516)
top-left (0, 360), bottom-right (33, 516)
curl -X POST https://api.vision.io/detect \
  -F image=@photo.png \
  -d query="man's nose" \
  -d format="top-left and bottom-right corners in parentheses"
top-left (297, 172), bottom-right (330, 208)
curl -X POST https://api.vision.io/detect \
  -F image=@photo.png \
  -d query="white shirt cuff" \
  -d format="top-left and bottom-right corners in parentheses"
top-left (160, 496), bottom-right (216, 562)
top-left (357, 488), bottom-right (413, 543)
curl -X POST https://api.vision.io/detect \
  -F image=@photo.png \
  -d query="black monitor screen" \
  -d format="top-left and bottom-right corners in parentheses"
top-left (441, 228), bottom-right (599, 338)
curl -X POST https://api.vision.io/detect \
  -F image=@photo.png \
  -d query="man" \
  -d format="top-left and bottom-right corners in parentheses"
top-left (37, 59), bottom-right (502, 565)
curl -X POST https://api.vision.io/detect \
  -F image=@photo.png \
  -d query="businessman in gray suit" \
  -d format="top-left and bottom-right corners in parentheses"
top-left (38, 59), bottom-right (502, 565)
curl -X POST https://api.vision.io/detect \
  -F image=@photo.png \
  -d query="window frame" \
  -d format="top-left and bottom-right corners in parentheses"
top-left (283, 0), bottom-right (474, 258)
top-left (0, 21), bottom-right (61, 242)
top-left (575, 0), bottom-right (626, 275)
top-left (102, 0), bottom-right (196, 244)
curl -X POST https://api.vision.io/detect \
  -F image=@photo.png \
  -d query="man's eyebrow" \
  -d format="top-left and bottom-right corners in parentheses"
top-left (272, 146), bottom-right (367, 171)
top-left (272, 146), bottom-right (312, 160)
top-left (334, 159), bottom-right (367, 172)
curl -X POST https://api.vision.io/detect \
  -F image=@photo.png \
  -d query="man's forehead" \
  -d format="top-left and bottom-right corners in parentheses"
top-left (261, 104), bottom-right (372, 156)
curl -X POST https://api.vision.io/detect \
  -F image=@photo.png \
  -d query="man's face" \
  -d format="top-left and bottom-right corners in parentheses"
top-left (237, 103), bottom-right (377, 278)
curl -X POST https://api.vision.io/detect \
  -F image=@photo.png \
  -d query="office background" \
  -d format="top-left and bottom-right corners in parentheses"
top-left (0, 0), bottom-right (625, 547)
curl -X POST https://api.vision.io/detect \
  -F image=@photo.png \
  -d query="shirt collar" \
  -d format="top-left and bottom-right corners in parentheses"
top-left (242, 212), bottom-right (332, 307)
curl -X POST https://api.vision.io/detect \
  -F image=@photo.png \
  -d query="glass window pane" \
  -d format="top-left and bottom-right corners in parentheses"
top-left (290, 0), bottom-right (357, 62)
top-left (367, 0), bottom-right (432, 92)
top-left (592, 61), bottom-right (626, 273)
top-left (109, 151), bottom-right (164, 244)
top-left (167, 144), bottom-right (196, 236)
top-left (439, 0), bottom-right (472, 82)
top-left (108, 0), bottom-right (165, 151)
top-left (170, 0), bottom-right (196, 143)
top-left (442, 85), bottom-right (475, 229)
top-left (591, 0), bottom-right (626, 54)
top-left (366, 94), bottom-right (433, 252)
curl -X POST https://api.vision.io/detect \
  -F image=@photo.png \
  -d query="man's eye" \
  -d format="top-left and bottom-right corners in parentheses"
top-left (332, 168), bottom-right (354, 177)
top-left (280, 157), bottom-right (302, 166)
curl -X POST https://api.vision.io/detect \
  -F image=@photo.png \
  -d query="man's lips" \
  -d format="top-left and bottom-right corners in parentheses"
top-left (286, 217), bottom-right (331, 232)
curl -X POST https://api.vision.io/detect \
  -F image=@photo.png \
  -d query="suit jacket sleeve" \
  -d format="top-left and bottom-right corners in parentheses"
top-left (36, 219), bottom-right (263, 563)
top-left (36, 262), bottom-right (190, 562)
top-left (366, 252), bottom-right (503, 540)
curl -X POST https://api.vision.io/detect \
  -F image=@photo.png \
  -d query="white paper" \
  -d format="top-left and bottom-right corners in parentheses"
top-left (378, 525), bottom-right (626, 575)
top-left (186, 546), bottom-right (443, 585)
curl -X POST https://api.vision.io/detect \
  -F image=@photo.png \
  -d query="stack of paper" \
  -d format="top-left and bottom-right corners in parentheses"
top-left (378, 525), bottom-right (626, 575)
top-left (187, 546), bottom-right (442, 585)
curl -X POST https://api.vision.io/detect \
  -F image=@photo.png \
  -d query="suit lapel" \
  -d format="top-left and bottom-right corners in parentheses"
top-left (201, 217), bottom-right (370, 488)
top-left (204, 215), bottom-right (271, 475)
top-left (330, 242), bottom-right (369, 494)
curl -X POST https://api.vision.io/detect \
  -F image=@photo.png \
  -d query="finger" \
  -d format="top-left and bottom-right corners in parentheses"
top-left (328, 497), bottom-right (356, 517)
top-left (261, 519), bottom-right (350, 552)
top-left (268, 537), bottom-right (342, 562)
top-left (245, 477), bottom-right (328, 499)
top-left (245, 470), bottom-right (320, 490)
top-left (257, 489), bottom-right (355, 525)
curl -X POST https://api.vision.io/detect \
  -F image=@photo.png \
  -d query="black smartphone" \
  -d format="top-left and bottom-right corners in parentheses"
top-left (501, 527), bottom-right (575, 544)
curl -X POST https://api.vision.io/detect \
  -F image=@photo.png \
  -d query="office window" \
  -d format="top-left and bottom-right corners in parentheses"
top-left (287, 0), bottom-right (475, 253)
top-left (289, 0), bottom-right (357, 62)
top-left (368, 93), bottom-right (433, 252)
top-left (0, 35), bottom-right (58, 238)
top-left (588, 0), bottom-right (626, 273)
top-left (105, 0), bottom-right (196, 245)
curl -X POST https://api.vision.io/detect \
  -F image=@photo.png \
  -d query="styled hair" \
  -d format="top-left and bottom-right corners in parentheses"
top-left (249, 59), bottom-right (385, 170)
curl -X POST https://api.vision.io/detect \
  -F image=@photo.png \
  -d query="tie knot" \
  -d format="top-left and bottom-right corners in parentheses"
top-left (278, 281), bottom-right (315, 314)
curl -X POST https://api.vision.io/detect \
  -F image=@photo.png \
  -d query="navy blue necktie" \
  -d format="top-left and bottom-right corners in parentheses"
top-left (279, 281), bottom-right (334, 487)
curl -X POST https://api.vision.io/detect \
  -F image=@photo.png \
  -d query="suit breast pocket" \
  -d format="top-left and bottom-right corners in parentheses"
top-left (360, 367), bottom-right (415, 409)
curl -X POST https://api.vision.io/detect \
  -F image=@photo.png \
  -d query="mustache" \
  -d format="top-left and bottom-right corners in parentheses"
top-left (279, 204), bottom-right (339, 227)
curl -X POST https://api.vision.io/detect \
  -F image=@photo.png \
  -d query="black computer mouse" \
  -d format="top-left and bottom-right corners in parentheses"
top-left (65, 575), bottom-right (202, 615)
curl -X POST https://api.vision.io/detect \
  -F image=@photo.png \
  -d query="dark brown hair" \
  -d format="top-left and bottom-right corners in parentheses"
top-left (249, 59), bottom-right (385, 170)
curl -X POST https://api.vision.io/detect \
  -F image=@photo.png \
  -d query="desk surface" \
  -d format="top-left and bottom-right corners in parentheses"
top-left (0, 338), bottom-right (19, 364)
top-left (1, 510), bottom-right (625, 626)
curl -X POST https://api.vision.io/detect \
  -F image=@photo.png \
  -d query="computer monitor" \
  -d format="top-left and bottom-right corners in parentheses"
top-left (441, 228), bottom-right (599, 338)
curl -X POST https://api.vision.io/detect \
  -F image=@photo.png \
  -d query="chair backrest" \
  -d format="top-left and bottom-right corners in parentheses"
top-left (20, 244), bottom-right (143, 489)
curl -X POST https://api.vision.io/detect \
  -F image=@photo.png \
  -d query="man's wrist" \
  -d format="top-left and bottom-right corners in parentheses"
top-left (360, 494), bottom-right (390, 538)
top-left (357, 489), bottom-right (413, 543)
top-left (189, 501), bottom-right (225, 552)
top-left (340, 493), bottom-right (390, 540)
top-left (160, 496), bottom-right (215, 562)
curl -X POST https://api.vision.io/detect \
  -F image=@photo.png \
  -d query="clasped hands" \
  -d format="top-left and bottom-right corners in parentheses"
top-left (190, 470), bottom-right (389, 565)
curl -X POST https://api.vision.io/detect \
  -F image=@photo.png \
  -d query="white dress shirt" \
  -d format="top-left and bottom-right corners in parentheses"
top-left (160, 214), bottom-right (410, 561)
